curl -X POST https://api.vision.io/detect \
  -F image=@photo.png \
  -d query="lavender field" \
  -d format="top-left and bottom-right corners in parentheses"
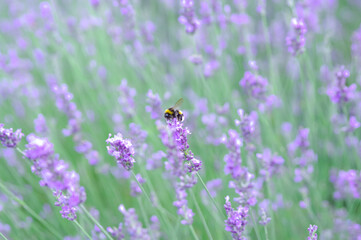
top-left (1, 0), bottom-right (361, 239)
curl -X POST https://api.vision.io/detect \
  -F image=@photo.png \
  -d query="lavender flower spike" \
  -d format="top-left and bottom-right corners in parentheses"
top-left (307, 224), bottom-right (318, 240)
top-left (24, 134), bottom-right (86, 221)
top-left (179, 0), bottom-right (199, 34)
top-left (286, 18), bottom-right (307, 56)
top-left (224, 196), bottom-right (249, 240)
top-left (0, 124), bottom-right (24, 148)
top-left (106, 133), bottom-right (135, 171)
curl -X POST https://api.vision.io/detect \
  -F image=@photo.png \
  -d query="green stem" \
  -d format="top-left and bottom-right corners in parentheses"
top-left (190, 190), bottom-right (214, 240)
top-left (0, 181), bottom-right (63, 240)
top-left (264, 225), bottom-right (269, 240)
top-left (196, 172), bottom-right (225, 218)
top-left (137, 198), bottom-right (154, 240)
top-left (189, 225), bottom-right (200, 240)
top-left (0, 232), bottom-right (9, 240)
top-left (250, 209), bottom-right (261, 240)
top-left (74, 220), bottom-right (92, 240)
top-left (80, 205), bottom-right (113, 240)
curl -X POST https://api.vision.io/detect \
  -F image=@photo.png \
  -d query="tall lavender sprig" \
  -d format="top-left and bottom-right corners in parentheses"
top-left (330, 169), bottom-right (361, 199)
top-left (179, 0), bottom-right (199, 34)
top-left (326, 66), bottom-right (356, 105)
top-left (106, 133), bottom-right (135, 171)
top-left (24, 134), bottom-right (86, 220)
top-left (286, 18), bottom-right (307, 56)
top-left (0, 124), bottom-right (24, 148)
top-left (224, 196), bottom-right (249, 240)
top-left (288, 127), bottom-right (317, 208)
top-left (47, 76), bottom-right (99, 165)
top-left (145, 90), bottom-right (163, 120)
top-left (158, 118), bottom-right (202, 224)
top-left (307, 225), bottom-right (318, 240)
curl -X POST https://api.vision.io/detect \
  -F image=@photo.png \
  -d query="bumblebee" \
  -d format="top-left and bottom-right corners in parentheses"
top-left (164, 98), bottom-right (184, 122)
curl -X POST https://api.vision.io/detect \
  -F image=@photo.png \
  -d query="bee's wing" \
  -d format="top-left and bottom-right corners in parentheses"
top-left (172, 98), bottom-right (184, 110)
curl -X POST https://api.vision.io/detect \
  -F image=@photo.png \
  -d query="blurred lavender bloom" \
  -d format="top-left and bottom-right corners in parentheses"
top-left (201, 179), bottom-right (222, 204)
top-left (256, 148), bottom-right (284, 179)
top-left (92, 225), bottom-right (106, 240)
top-left (130, 174), bottom-right (145, 197)
top-left (351, 24), bottom-right (361, 60)
top-left (240, 71), bottom-right (268, 100)
top-left (222, 129), bottom-right (243, 180)
top-left (34, 114), bottom-right (48, 134)
top-left (173, 180), bottom-right (196, 225)
top-left (204, 60), bottom-right (220, 78)
top-left (48, 76), bottom-right (99, 165)
top-left (327, 66), bottom-right (356, 104)
top-left (118, 205), bottom-right (151, 240)
top-left (330, 169), bottom-right (361, 199)
top-left (98, 66), bottom-right (107, 81)
top-left (179, 0), bottom-right (199, 34)
top-left (145, 90), bottom-right (163, 120)
top-left (307, 225), bottom-right (318, 240)
top-left (0, 222), bottom-right (11, 237)
top-left (106, 133), bottom-right (135, 171)
top-left (128, 123), bottom-right (148, 157)
top-left (107, 223), bottom-right (124, 240)
top-left (90, 0), bottom-right (100, 8)
top-left (1, 148), bottom-right (25, 175)
top-left (118, 79), bottom-right (136, 118)
top-left (222, 129), bottom-right (258, 206)
top-left (258, 200), bottom-right (271, 226)
top-left (189, 54), bottom-right (203, 65)
top-left (47, 76), bottom-right (82, 137)
top-left (286, 18), bottom-right (307, 56)
top-left (40, 204), bottom-right (52, 219)
top-left (224, 196), bottom-right (248, 240)
top-left (235, 109), bottom-right (259, 150)
top-left (150, 216), bottom-right (161, 239)
top-left (24, 134), bottom-right (86, 221)
top-left (141, 21), bottom-right (156, 43)
top-left (146, 150), bottom-right (166, 170)
top-left (0, 123), bottom-right (24, 148)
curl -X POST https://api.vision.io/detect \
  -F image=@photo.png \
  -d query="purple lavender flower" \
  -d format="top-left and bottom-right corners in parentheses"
top-left (130, 174), bottom-right (145, 197)
top-left (286, 18), bottom-right (307, 55)
top-left (240, 71), bottom-right (268, 100)
top-left (235, 109), bottom-right (258, 150)
top-left (158, 118), bottom-right (201, 224)
top-left (179, 0), bottom-right (199, 34)
top-left (256, 148), bottom-right (284, 179)
top-left (118, 79), bottom-right (136, 118)
top-left (307, 225), bottom-right (318, 240)
top-left (90, 0), bottom-right (100, 8)
top-left (128, 123), bottom-right (148, 157)
top-left (106, 133), bottom-right (135, 171)
top-left (48, 76), bottom-right (99, 165)
top-left (351, 24), bottom-right (361, 60)
top-left (258, 200), bottom-right (271, 226)
top-left (0, 124), bottom-right (24, 148)
top-left (146, 150), bottom-right (166, 170)
top-left (118, 205), bottom-right (151, 240)
top-left (222, 129), bottom-right (243, 180)
top-left (327, 66), bottom-right (356, 104)
top-left (24, 134), bottom-right (86, 221)
top-left (107, 223), bottom-right (124, 240)
top-left (224, 196), bottom-right (248, 240)
top-left (0, 222), bottom-right (11, 238)
top-left (34, 114), bottom-right (48, 134)
top-left (330, 169), bottom-right (361, 199)
top-left (222, 129), bottom-right (258, 206)
top-left (145, 90), bottom-right (163, 120)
